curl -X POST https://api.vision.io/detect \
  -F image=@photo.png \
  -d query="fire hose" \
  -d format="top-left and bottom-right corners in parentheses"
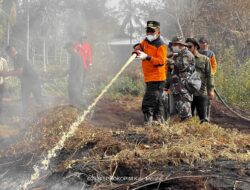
top-left (215, 89), bottom-right (250, 122)
top-left (21, 54), bottom-right (137, 190)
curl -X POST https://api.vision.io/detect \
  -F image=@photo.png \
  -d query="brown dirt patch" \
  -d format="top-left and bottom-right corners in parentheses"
top-left (211, 100), bottom-right (250, 133)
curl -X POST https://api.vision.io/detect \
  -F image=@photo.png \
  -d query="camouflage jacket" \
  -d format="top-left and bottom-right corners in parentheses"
top-left (171, 48), bottom-right (195, 96)
top-left (173, 48), bottom-right (195, 76)
top-left (194, 53), bottom-right (215, 96)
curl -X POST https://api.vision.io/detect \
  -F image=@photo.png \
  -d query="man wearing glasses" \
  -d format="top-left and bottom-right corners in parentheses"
top-left (186, 38), bottom-right (215, 123)
top-left (199, 37), bottom-right (217, 121)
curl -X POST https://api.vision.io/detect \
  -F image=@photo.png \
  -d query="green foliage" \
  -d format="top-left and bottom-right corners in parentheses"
top-left (216, 46), bottom-right (250, 109)
top-left (108, 74), bottom-right (145, 99)
top-left (42, 78), bottom-right (67, 97)
top-left (4, 77), bottom-right (20, 98)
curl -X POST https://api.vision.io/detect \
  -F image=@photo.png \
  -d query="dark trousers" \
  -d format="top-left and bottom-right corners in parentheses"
top-left (82, 71), bottom-right (87, 89)
top-left (162, 93), bottom-right (169, 120)
top-left (207, 100), bottom-right (211, 121)
top-left (21, 80), bottom-right (43, 116)
top-left (142, 81), bottom-right (165, 122)
top-left (191, 95), bottom-right (209, 122)
top-left (68, 79), bottom-right (84, 108)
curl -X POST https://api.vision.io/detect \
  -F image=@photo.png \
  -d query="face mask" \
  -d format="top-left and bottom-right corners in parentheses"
top-left (146, 34), bottom-right (157, 42)
top-left (172, 46), bottom-right (180, 53)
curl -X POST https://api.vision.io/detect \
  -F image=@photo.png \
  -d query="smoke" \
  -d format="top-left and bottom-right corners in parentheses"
top-left (0, 0), bottom-right (121, 189)
top-left (0, 0), bottom-right (186, 189)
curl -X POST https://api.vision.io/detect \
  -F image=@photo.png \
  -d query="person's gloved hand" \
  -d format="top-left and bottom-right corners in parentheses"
top-left (172, 75), bottom-right (179, 83)
top-left (132, 44), bottom-right (142, 56)
top-left (132, 50), bottom-right (139, 56)
top-left (134, 44), bottom-right (142, 51)
top-left (136, 50), bottom-right (148, 60)
top-left (208, 90), bottom-right (215, 100)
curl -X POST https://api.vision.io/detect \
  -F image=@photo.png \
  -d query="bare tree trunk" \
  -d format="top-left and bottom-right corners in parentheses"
top-left (176, 17), bottom-right (184, 37)
top-left (32, 54), bottom-right (35, 65)
top-left (129, 0), bottom-right (132, 46)
top-left (7, 22), bottom-right (10, 45)
top-left (43, 39), bottom-right (47, 72)
top-left (174, 0), bottom-right (184, 37)
top-left (54, 45), bottom-right (57, 63)
top-left (59, 47), bottom-right (62, 65)
top-left (190, 20), bottom-right (195, 37)
top-left (46, 46), bottom-right (49, 65)
top-left (26, 0), bottom-right (30, 61)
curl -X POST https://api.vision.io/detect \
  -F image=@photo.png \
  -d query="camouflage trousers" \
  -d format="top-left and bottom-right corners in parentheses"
top-left (173, 93), bottom-right (192, 120)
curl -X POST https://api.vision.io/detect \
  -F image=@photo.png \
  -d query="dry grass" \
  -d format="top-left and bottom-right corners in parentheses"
top-left (1, 106), bottom-right (80, 157)
top-left (59, 117), bottom-right (250, 178)
top-left (1, 106), bottom-right (249, 179)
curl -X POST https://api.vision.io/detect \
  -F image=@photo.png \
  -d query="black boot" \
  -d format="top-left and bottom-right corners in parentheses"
top-left (144, 113), bottom-right (153, 126)
top-left (153, 114), bottom-right (165, 124)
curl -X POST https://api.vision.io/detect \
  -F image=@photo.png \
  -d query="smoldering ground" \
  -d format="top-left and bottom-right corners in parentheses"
top-left (0, 1), bottom-right (112, 189)
top-left (0, 0), bottom-right (250, 190)
top-left (0, 0), bottom-right (141, 188)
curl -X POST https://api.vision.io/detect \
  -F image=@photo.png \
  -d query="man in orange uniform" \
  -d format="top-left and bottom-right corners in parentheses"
top-left (133, 21), bottom-right (167, 124)
top-left (199, 37), bottom-right (217, 75)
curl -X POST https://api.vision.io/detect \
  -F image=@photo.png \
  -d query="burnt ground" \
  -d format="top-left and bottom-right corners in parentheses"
top-left (211, 100), bottom-right (250, 133)
top-left (90, 97), bottom-right (144, 128)
top-left (0, 96), bottom-right (249, 190)
top-left (91, 98), bottom-right (250, 132)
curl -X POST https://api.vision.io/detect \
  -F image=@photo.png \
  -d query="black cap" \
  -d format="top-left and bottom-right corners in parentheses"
top-left (186, 38), bottom-right (200, 49)
top-left (146, 21), bottom-right (160, 29)
top-left (199, 37), bottom-right (208, 44)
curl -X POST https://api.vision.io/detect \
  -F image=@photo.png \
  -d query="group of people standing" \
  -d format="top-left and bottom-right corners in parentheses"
top-left (0, 34), bottom-right (92, 120)
top-left (133, 20), bottom-right (217, 125)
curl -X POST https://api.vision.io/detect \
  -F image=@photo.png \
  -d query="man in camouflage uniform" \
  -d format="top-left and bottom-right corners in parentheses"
top-left (186, 38), bottom-right (215, 123)
top-left (198, 37), bottom-right (217, 121)
top-left (170, 36), bottom-right (195, 121)
top-left (164, 41), bottom-right (178, 118)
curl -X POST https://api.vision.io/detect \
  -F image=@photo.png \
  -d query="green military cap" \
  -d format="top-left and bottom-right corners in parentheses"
top-left (186, 37), bottom-right (200, 49)
top-left (146, 21), bottom-right (160, 29)
top-left (171, 36), bottom-right (189, 47)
